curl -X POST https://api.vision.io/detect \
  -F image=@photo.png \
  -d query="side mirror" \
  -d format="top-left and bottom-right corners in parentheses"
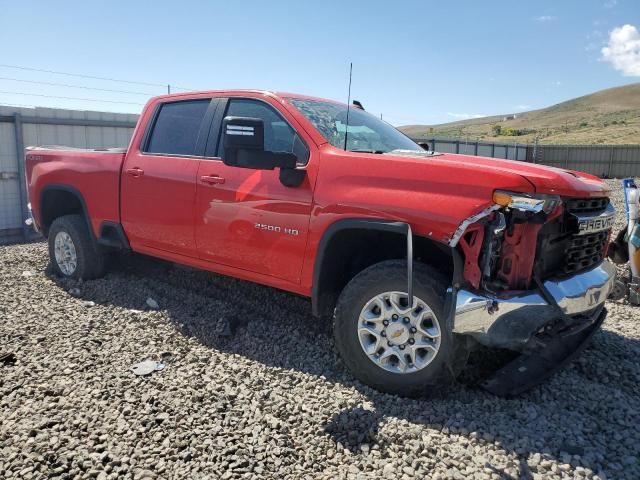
top-left (222, 116), bottom-right (297, 170)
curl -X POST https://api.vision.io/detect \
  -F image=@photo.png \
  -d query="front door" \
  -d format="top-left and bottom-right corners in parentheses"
top-left (121, 98), bottom-right (215, 257)
top-left (195, 97), bottom-right (314, 284)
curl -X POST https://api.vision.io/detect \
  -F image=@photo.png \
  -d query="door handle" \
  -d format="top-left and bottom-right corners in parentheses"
top-left (200, 174), bottom-right (225, 185)
top-left (126, 167), bottom-right (144, 177)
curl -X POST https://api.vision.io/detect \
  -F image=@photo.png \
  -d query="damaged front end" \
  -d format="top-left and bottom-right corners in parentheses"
top-left (448, 191), bottom-right (616, 395)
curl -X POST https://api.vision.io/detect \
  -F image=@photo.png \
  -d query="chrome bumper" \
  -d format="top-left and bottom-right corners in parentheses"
top-left (453, 261), bottom-right (616, 349)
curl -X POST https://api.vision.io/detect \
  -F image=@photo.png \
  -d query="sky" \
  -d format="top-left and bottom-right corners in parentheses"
top-left (0, 0), bottom-right (638, 125)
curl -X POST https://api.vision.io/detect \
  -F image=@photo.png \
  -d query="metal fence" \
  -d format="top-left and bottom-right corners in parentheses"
top-left (413, 138), bottom-right (640, 178)
top-left (528, 144), bottom-right (640, 178)
top-left (0, 105), bottom-right (137, 244)
top-left (414, 138), bottom-right (529, 162)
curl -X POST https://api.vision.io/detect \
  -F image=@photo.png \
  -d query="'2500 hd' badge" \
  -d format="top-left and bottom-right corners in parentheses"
top-left (255, 223), bottom-right (299, 236)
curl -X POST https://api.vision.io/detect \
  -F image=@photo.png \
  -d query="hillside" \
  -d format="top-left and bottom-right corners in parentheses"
top-left (400, 83), bottom-right (640, 145)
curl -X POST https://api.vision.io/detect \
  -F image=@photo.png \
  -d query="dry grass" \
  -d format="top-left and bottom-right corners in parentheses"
top-left (401, 83), bottom-right (640, 145)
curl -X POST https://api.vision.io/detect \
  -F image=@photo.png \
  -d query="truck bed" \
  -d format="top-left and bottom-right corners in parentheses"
top-left (25, 146), bottom-right (127, 238)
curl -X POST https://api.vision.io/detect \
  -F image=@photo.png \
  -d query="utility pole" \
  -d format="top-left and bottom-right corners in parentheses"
top-left (167, 84), bottom-right (171, 94)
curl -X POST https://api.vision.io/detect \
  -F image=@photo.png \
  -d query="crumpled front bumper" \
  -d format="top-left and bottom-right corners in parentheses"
top-left (453, 261), bottom-right (616, 350)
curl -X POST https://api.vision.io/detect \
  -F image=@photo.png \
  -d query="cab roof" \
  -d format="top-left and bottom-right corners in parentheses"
top-left (148, 89), bottom-right (346, 106)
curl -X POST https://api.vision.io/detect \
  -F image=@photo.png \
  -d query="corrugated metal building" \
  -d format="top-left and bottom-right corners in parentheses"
top-left (0, 105), bottom-right (138, 244)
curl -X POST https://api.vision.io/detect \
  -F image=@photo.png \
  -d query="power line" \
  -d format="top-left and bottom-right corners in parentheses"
top-left (0, 63), bottom-right (165, 87)
top-left (0, 90), bottom-right (144, 106)
top-left (0, 63), bottom-right (196, 91)
top-left (0, 102), bottom-right (36, 109)
top-left (0, 76), bottom-right (155, 96)
top-left (0, 64), bottom-right (423, 119)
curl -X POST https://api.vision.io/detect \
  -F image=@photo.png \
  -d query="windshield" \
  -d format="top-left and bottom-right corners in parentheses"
top-left (287, 98), bottom-right (422, 154)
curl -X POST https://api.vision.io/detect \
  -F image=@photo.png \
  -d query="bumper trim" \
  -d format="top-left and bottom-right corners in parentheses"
top-left (453, 261), bottom-right (615, 349)
top-left (544, 261), bottom-right (616, 315)
top-left (482, 306), bottom-right (606, 397)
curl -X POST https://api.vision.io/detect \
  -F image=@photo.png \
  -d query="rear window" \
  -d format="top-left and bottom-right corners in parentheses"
top-left (145, 100), bottom-right (210, 156)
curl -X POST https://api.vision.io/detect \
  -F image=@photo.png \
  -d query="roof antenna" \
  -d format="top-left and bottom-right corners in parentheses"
top-left (343, 62), bottom-right (353, 151)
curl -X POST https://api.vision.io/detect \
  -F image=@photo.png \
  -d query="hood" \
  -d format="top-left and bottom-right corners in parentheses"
top-left (320, 145), bottom-right (610, 244)
top-left (389, 152), bottom-right (610, 198)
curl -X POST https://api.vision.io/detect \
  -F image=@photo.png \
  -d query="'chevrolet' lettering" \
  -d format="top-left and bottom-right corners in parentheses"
top-left (577, 216), bottom-right (614, 235)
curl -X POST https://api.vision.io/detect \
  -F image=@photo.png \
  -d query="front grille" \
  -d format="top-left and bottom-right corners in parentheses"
top-left (536, 197), bottom-right (611, 280)
top-left (566, 197), bottom-right (608, 215)
top-left (563, 230), bottom-right (608, 274)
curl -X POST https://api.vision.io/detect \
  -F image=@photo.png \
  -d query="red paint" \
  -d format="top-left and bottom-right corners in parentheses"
top-left (25, 149), bottom-right (124, 236)
top-left (25, 90), bottom-right (612, 298)
top-left (194, 163), bottom-right (314, 284)
top-left (497, 223), bottom-right (543, 290)
top-left (121, 151), bottom-right (200, 258)
top-left (458, 225), bottom-right (485, 289)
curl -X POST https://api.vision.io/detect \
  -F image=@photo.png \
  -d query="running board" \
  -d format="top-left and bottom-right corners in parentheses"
top-left (481, 308), bottom-right (606, 397)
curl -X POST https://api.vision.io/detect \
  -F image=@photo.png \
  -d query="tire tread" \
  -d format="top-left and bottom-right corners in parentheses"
top-left (48, 214), bottom-right (106, 280)
top-left (333, 259), bottom-right (466, 397)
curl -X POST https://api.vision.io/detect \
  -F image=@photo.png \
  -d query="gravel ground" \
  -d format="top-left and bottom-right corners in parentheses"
top-left (1, 179), bottom-right (639, 480)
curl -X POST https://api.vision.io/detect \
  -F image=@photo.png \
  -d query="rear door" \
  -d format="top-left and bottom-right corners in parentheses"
top-left (121, 98), bottom-right (217, 257)
top-left (194, 96), bottom-right (314, 284)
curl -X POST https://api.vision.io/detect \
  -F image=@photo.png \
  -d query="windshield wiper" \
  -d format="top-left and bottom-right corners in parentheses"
top-left (349, 149), bottom-right (385, 154)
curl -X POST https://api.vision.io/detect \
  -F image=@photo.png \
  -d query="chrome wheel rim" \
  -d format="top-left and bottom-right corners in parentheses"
top-left (357, 291), bottom-right (441, 374)
top-left (54, 231), bottom-right (77, 275)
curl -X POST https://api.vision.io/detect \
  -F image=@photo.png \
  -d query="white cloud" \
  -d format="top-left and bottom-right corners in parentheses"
top-left (534, 15), bottom-right (557, 22)
top-left (446, 112), bottom-right (486, 120)
top-left (601, 24), bottom-right (640, 76)
top-left (515, 104), bottom-right (531, 110)
top-left (604, 0), bottom-right (617, 8)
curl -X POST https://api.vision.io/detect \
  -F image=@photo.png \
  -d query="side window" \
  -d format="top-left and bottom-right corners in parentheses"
top-left (217, 99), bottom-right (309, 165)
top-left (145, 100), bottom-right (210, 156)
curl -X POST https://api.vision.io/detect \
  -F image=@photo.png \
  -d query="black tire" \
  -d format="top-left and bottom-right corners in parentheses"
top-left (333, 260), bottom-right (466, 397)
top-left (48, 214), bottom-right (106, 280)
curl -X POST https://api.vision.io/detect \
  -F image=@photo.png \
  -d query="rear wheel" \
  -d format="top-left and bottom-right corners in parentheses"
top-left (48, 214), bottom-right (106, 280)
top-left (333, 260), bottom-right (465, 396)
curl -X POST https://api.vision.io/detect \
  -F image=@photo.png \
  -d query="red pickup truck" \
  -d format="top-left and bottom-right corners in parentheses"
top-left (25, 90), bottom-right (617, 396)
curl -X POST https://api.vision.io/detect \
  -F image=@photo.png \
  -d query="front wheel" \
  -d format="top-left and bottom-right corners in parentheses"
top-left (48, 214), bottom-right (106, 280)
top-left (333, 260), bottom-right (464, 397)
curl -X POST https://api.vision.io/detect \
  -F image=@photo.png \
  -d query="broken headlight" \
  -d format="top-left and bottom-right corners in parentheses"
top-left (492, 190), bottom-right (560, 214)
